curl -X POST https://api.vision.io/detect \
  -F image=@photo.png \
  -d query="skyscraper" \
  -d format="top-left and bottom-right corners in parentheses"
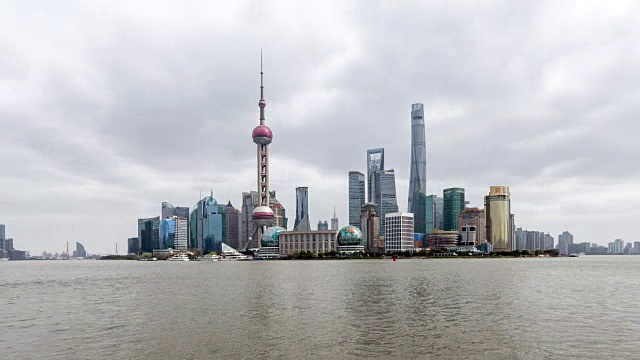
top-left (161, 202), bottom-right (189, 219)
top-left (425, 195), bottom-right (443, 232)
top-left (249, 55), bottom-right (276, 249)
top-left (557, 231), bottom-right (574, 255)
top-left (138, 216), bottom-right (160, 253)
top-left (374, 169), bottom-right (399, 233)
top-left (360, 202), bottom-right (382, 252)
top-left (160, 216), bottom-right (189, 250)
top-left (367, 148), bottom-right (384, 203)
top-left (128, 237), bottom-right (140, 255)
top-left (384, 212), bottom-right (414, 252)
top-left (408, 103), bottom-right (427, 214)
top-left (412, 190), bottom-right (427, 234)
top-left (240, 191), bottom-right (259, 249)
top-left (293, 187), bottom-right (311, 231)
top-left (348, 171), bottom-right (366, 228)
top-left (485, 186), bottom-right (511, 252)
top-left (331, 207), bottom-right (339, 231)
top-left (0, 224), bottom-right (5, 257)
top-left (443, 188), bottom-right (465, 231)
top-left (195, 193), bottom-right (226, 253)
top-left (225, 201), bottom-right (241, 250)
top-left (269, 191), bottom-right (287, 229)
top-left (73, 242), bottom-right (87, 258)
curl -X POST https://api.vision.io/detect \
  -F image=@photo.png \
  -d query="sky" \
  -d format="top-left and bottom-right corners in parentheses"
top-left (2, 0), bottom-right (640, 255)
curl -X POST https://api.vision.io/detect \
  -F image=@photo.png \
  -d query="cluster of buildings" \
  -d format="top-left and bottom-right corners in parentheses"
top-left (123, 62), bottom-right (634, 259)
top-left (0, 224), bottom-right (28, 260)
top-left (0, 224), bottom-right (88, 260)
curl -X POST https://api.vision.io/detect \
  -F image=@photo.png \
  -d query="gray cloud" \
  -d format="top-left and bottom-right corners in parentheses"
top-left (1, 0), bottom-right (640, 254)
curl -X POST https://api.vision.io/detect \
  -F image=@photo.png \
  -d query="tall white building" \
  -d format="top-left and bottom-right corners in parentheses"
top-left (384, 212), bottom-right (414, 252)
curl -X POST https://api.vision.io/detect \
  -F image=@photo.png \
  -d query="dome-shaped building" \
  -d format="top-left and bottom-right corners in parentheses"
top-left (262, 226), bottom-right (286, 248)
top-left (337, 226), bottom-right (364, 254)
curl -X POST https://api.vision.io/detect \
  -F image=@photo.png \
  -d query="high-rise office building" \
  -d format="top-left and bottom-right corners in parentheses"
top-left (249, 57), bottom-right (276, 250)
top-left (293, 187), bottom-right (311, 231)
top-left (408, 103), bottom-right (427, 214)
top-left (425, 195), bottom-right (443, 232)
top-left (458, 207), bottom-right (486, 245)
top-left (608, 239), bottom-right (624, 254)
top-left (269, 191), bottom-right (287, 229)
top-left (128, 237), bottom-right (140, 255)
top-left (0, 224), bottom-right (5, 257)
top-left (412, 190), bottom-right (427, 234)
top-left (384, 212), bottom-right (414, 252)
top-left (161, 202), bottom-right (189, 219)
top-left (348, 171), bottom-right (366, 228)
top-left (160, 216), bottom-right (189, 250)
top-left (73, 242), bottom-right (87, 258)
top-left (443, 188), bottom-right (465, 231)
top-left (485, 186), bottom-right (511, 252)
top-left (557, 231), bottom-right (574, 255)
top-left (331, 208), bottom-right (339, 231)
top-left (138, 216), bottom-right (160, 253)
top-left (374, 170), bottom-right (398, 233)
top-left (225, 201), bottom-right (241, 250)
top-left (194, 193), bottom-right (226, 253)
top-left (360, 203), bottom-right (382, 252)
top-left (367, 148), bottom-right (384, 203)
top-left (240, 191), bottom-right (259, 249)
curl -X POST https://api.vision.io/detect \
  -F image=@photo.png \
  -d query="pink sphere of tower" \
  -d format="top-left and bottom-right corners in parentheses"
top-left (252, 206), bottom-right (275, 227)
top-left (252, 124), bottom-right (273, 145)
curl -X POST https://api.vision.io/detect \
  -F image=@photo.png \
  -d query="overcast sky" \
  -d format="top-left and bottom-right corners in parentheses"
top-left (2, 1), bottom-right (639, 254)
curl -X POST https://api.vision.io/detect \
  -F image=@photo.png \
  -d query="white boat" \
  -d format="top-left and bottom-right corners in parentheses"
top-left (219, 254), bottom-right (252, 261)
top-left (0, 258), bottom-right (8, 261)
top-left (168, 253), bottom-right (190, 261)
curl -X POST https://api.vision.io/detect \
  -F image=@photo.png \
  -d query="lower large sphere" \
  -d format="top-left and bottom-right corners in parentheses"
top-left (338, 226), bottom-right (363, 246)
top-left (262, 226), bottom-right (286, 247)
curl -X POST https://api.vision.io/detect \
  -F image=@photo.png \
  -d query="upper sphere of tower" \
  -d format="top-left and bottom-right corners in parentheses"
top-left (259, 99), bottom-right (266, 108)
top-left (252, 125), bottom-right (273, 145)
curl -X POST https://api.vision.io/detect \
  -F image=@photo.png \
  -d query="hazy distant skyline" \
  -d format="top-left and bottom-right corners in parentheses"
top-left (2, 1), bottom-right (640, 254)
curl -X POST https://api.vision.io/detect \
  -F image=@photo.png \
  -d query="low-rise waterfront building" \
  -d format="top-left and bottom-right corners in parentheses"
top-left (278, 230), bottom-right (338, 256)
top-left (427, 230), bottom-right (460, 250)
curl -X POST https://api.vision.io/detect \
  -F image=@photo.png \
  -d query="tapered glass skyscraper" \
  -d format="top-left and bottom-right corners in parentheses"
top-left (348, 171), bottom-right (365, 228)
top-left (408, 103), bottom-right (427, 214)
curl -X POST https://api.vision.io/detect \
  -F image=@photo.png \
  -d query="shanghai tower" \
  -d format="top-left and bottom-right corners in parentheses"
top-left (408, 103), bottom-right (426, 215)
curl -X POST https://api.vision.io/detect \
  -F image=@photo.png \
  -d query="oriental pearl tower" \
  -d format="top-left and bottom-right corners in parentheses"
top-left (249, 55), bottom-right (275, 249)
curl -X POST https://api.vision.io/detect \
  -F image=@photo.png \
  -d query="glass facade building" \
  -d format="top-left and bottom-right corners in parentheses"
top-left (425, 195), bottom-right (443, 233)
top-left (138, 216), bottom-right (160, 253)
top-left (374, 170), bottom-right (399, 234)
top-left (293, 187), bottom-right (311, 231)
top-left (367, 148), bottom-right (384, 203)
top-left (443, 188), bottom-right (465, 231)
top-left (160, 216), bottom-right (189, 250)
top-left (412, 190), bottom-right (427, 234)
top-left (194, 194), bottom-right (226, 254)
top-left (348, 171), bottom-right (365, 228)
top-left (408, 103), bottom-right (427, 215)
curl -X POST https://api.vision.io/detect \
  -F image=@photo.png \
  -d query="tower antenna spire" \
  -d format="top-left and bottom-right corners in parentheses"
top-left (259, 49), bottom-right (265, 124)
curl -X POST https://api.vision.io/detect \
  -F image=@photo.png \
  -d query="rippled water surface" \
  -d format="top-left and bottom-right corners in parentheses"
top-left (1, 256), bottom-right (639, 359)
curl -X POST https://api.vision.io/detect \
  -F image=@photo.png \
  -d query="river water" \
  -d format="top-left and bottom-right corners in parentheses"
top-left (1, 256), bottom-right (638, 359)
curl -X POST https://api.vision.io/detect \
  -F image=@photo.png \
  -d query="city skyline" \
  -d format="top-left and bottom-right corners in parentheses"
top-left (2, 1), bottom-right (640, 254)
